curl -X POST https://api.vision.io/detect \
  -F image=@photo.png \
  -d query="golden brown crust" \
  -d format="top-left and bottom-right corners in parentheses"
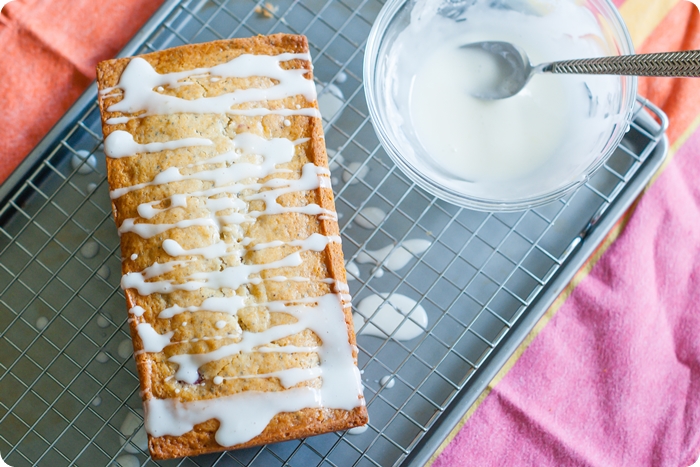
top-left (96, 34), bottom-right (367, 460)
top-left (149, 407), bottom-right (368, 460)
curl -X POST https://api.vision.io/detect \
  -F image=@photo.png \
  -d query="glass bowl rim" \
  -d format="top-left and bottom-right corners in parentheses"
top-left (363, 0), bottom-right (638, 212)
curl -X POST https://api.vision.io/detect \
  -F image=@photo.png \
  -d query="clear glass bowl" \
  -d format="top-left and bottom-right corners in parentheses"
top-left (364, 0), bottom-right (637, 212)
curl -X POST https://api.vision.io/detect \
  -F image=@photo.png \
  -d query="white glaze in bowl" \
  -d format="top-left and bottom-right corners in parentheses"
top-left (365, 0), bottom-right (637, 211)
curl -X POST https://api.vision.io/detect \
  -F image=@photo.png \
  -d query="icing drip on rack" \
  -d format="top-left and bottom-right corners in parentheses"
top-left (103, 51), bottom-right (363, 445)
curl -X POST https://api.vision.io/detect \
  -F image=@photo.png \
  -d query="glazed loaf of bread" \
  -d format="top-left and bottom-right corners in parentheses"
top-left (96, 34), bottom-right (367, 460)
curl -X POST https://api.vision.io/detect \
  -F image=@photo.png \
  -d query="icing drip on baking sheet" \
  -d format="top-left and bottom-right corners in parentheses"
top-left (103, 52), bottom-right (364, 446)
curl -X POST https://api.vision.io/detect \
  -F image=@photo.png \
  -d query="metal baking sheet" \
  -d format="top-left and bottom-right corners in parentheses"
top-left (0, 0), bottom-right (668, 466)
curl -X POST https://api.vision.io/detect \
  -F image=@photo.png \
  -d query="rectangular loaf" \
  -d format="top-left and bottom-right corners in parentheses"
top-left (96, 34), bottom-right (367, 460)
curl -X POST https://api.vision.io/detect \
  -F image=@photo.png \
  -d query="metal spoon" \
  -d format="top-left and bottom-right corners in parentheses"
top-left (462, 41), bottom-right (700, 100)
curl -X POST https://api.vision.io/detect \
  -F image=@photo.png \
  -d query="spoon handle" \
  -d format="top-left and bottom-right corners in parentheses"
top-left (542, 50), bottom-right (700, 77)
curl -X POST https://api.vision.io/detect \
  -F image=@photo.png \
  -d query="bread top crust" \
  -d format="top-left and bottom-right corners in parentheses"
top-left (96, 34), bottom-right (366, 458)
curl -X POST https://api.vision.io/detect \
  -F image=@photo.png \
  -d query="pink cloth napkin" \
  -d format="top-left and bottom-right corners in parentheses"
top-left (435, 128), bottom-right (700, 466)
top-left (434, 2), bottom-right (700, 465)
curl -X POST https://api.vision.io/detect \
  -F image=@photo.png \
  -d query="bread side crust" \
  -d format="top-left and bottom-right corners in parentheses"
top-left (96, 34), bottom-right (367, 460)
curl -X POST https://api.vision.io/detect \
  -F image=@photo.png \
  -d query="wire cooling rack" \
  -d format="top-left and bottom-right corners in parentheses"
top-left (0, 0), bottom-right (668, 466)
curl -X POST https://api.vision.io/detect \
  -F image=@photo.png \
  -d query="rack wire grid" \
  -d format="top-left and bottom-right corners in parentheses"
top-left (0, 0), bottom-right (669, 466)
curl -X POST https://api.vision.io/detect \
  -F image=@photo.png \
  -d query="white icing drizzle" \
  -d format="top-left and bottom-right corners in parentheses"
top-left (108, 133), bottom-right (295, 200)
top-left (105, 53), bottom-right (319, 123)
top-left (216, 367), bottom-right (322, 388)
top-left (106, 49), bottom-right (364, 446)
top-left (136, 324), bottom-right (175, 352)
top-left (147, 386), bottom-right (330, 446)
top-left (162, 238), bottom-right (231, 259)
top-left (156, 295), bottom-right (330, 319)
top-left (318, 213), bottom-right (339, 221)
top-left (226, 107), bottom-right (320, 118)
top-left (256, 345), bottom-right (319, 353)
top-left (134, 325), bottom-right (242, 350)
top-left (104, 130), bottom-right (213, 159)
top-left (114, 167), bottom-right (334, 238)
top-left (145, 294), bottom-right (361, 446)
top-left (167, 296), bottom-right (327, 383)
top-left (136, 260), bottom-right (188, 280)
top-left (137, 194), bottom-right (188, 219)
top-left (122, 251), bottom-right (304, 295)
top-left (246, 164), bottom-right (333, 215)
top-left (107, 116), bottom-right (131, 124)
top-left (319, 176), bottom-right (333, 189)
top-left (251, 233), bottom-right (340, 251)
top-left (158, 296), bottom-right (247, 319)
top-left (118, 217), bottom-right (219, 238)
top-left (334, 280), bottom-right (353, 306)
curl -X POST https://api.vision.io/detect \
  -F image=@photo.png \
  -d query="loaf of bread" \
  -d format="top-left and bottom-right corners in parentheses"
top-left (96, 34), bottom-right (367, 460)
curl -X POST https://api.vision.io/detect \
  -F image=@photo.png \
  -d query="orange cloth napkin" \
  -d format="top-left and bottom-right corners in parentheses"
top-left (3, 1), bottom-right (700, 465)
top-left (0, 0), bottom-right (165, 183)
